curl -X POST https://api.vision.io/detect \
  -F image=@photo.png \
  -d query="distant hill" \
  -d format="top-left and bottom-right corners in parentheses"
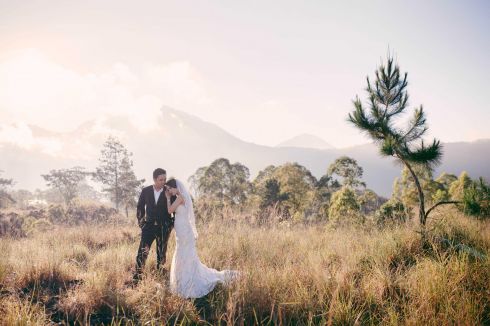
top-left (276, 134), bottom-right (334, 150)
top-left (1, 106), bottom-right (489, 197)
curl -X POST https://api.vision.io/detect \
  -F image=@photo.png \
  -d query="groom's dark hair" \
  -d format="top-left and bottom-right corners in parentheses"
top-left (153, 168), bottom-right (166, 179)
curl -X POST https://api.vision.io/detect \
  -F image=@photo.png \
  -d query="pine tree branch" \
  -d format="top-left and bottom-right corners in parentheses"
top-left (426, 201), bottom-right (460, 218)
top-left (401, 106), bottom-right (427, 142)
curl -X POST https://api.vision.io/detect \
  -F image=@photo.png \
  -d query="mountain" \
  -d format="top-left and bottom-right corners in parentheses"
top-left (276, 133), bottom-right (334, 150)
top-left (1, 106), bottom-right (489, 197)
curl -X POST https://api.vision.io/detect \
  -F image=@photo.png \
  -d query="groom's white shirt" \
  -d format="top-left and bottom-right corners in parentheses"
top-left (153, 186), bottom-right (163, 204)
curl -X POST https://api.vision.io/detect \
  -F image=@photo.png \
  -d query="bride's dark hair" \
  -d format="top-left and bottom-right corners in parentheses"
top-left (166, 178), bottom-right (177, 189)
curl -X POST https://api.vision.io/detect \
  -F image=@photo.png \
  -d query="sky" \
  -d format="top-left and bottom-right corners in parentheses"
top-left (0, 0), bottom-right (489, 149)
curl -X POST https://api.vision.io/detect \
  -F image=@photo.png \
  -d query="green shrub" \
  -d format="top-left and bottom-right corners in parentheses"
top-left (328, 186), bottom-right (363, 226)
top-left (462, 177), bottom-right (490, 218)
top-left (374, 199), bottom-right (410, 226)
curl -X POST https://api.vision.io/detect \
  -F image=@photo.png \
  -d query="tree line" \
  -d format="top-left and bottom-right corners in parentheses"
top-left (186, 156), bottom-right (489, 226)
top-left (0, 137), bottom-right (144, 218)
top-left (41, 137), bottom-right (144, 217)
top-left (1, 141), bottom-right (488, 225)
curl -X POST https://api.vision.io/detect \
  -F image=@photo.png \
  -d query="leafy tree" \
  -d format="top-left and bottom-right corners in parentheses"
top-left (254, 165), bottom-right (277, 187)
top-left (358, 188), bottom-right (382, 214)
top-left (250, 166), bottom-right (284, 218)
top-left (315, 174), bottom-right (340, 218)
top-left (436, 172), bottom-right (458, 189)
top-left (249, 177), bottom-right (290, 224)
top-left (348, 55), bottom-right (457, 225)
top-left (432, 189), bottom-right (450, 203)
top-left (266, 163), bottom-right (317, 221)
top-left (251, 163), bottom-right (318, 221)
top-left (0, 171), bottom-right (14, 208)
top-left (258, 178), bottom-right (289, 210)
top-left (77, 182), bottom-right (102, 202)
top-left (328, 186), bottom-right (362, 226)
top-left (252, 165), bottom-right (281, 204)
top-left (189, 158), bottom-right (251, 208)
top-left (431, 172), bottom-right (458, 202)
top-left (93, 137), bottom-right (142, 211)
top-left (10, 189), bottom-right (34, 209)
top-left (316, 174), bottom-right (341, 193)
top-left (41, 166), bottom-right (88, 206)
top-left (189, 166), bottom-right (207, 198)
top-left (449, 171), bottom-right (472, 201)
top-left (327, 156), bottom-right (366, 188)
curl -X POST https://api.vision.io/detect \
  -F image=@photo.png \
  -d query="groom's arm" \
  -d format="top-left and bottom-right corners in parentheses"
top-left (136, 189), bottom-right (146, 227)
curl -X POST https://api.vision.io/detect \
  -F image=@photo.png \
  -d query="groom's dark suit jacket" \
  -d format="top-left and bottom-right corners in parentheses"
top-left (136, 185), bottom-right (174, 227)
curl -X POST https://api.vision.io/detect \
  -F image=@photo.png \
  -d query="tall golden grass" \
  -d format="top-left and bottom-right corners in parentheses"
top-left (0, 206), bottom-right (489, 325)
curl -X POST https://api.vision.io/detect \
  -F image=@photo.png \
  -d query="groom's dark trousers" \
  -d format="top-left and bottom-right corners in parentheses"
top-left (135, 185), bottom-right (174, 275)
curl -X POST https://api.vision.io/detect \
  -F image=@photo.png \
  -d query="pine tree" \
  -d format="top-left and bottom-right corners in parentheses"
top-left (94, 137), bottom-right (142, 212)
top-left (348, 55), bottom-right (458, 226)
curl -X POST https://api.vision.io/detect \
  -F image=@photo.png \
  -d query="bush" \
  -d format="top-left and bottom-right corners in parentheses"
top-left (374, 199), bottom-right (410, 226)
top-left (48, 203), bottom-right (120, 225)
top-left (0, 210), bottom-right (52, 237)
top-left (462, 177), bottom-right (490, 218)
top-left (0, 211), bottom-right (26, 237)
top-left (0, 203), bottom-right (123, 237)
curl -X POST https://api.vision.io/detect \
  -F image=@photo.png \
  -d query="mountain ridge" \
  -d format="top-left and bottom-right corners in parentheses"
top-left (276, 133), bottom-right (335, 150)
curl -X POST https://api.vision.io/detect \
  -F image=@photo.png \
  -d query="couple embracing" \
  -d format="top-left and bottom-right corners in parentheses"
top-left (133, 168), bottom-right (238, 299)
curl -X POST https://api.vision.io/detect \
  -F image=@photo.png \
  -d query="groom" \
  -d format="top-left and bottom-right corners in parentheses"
top-left (133, 168), bottom-right (174, 281)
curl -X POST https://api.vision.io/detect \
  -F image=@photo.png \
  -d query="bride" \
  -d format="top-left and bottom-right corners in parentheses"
top-left (164, 178), bottom-right (239, 298)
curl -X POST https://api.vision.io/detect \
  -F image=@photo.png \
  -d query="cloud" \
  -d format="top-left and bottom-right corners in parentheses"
top-left (0, 49), bottom-right (217, 158)
top-left (145, 61), bottom-right (213, 108)
top-left (0, 49), bottom-right (213, 138)
top-left (0, 122), bottom-right (63, 156)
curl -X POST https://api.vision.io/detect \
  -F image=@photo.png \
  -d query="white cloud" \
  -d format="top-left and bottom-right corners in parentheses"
top-left (0, 49), bottom-right (219, 158)
top-left (89, 117), bottom-right (126, 139)
top-left (0, 122), bottom-right (63, 155)
top-left (145, 61), bottom-right (211, 109)
top-left (0, 49), bottom-right (213, 138)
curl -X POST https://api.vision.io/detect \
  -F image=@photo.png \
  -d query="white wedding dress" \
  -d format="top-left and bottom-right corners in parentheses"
top-left (169, 180), bottom-right (238, 299)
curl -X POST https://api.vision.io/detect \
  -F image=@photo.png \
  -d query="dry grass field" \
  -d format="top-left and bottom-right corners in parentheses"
top-left (0, 207), bottom-right (489, 325)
